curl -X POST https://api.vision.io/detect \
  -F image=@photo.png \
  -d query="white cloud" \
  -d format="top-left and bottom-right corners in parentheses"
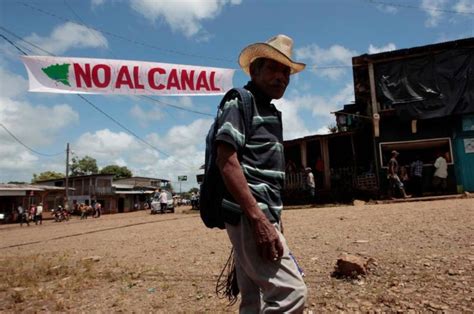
top-left (0, 97), bottom-right (79, 147)
top-left (368, 43), bottom-right (397, 54)
top-left (91, 0), bottom-right (105, 7)
top-left (453, 0), bottom-right (474, 12)
top-left (295, 44), bottom-right (358, 80)
top-left (25, 22), bottom-right (108, 54)
top-left (130, 104), bottom-right (165, 127)
top-left (422, 0), bottom-right (448, 27)
top-left (0, 67), bottom-right (28, 98)
top-left (75, 129), bottom-right (138, 159)
top-left (71, 118), bottom-right (212, 191)
top-left (130, 0), bottom-right (241, 39)
top-left (275, 84), bottom-right (354, 140)
top-left (0, 64), bottom-right (80, 181)
top-left (162, 118), bottom-right (212, 153)
top-left (375, 3), bottom-right (399, 14)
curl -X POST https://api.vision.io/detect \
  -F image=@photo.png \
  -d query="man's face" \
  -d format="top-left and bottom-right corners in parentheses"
top-left (251, 59), bottom-right (291, 100)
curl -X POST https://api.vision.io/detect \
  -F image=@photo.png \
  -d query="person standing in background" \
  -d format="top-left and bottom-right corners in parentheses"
top-left (433, 152), bottom-right (449, 194)
top-left (35, 202), bottom-right (43, 225)
top-left (410, 155), bottom-right (424, 197)
top-left (305, 167), bottom-right (316, 201)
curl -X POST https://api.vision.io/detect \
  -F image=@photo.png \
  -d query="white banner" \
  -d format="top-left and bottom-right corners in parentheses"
top-left (21, 56), bottom-right (235, 96)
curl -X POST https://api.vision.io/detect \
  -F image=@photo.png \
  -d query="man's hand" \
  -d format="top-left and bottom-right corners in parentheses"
top-left (249, 212), bottom-right (284, 261)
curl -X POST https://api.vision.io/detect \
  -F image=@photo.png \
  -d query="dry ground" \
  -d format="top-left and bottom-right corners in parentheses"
top-left (0, 198), bottom-right (473, 312)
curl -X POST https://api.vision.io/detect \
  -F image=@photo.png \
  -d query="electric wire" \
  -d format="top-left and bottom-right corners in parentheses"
top-left (75, 93), bottom-right (191, 169)
top-left (17, 2), bottom-right (359, 70)
top-left (61, 0), bottom-right (210, 147)
top-left (19, 1), bottom-right (235, 64)
top-left (0, 123), bottom-right (64, 157)
top-left (0, 33), bottom-right (28, 55)
top-left (366, 0), bottom-right (474, 15)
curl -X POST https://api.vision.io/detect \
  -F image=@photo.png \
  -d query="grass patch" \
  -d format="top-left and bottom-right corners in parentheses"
top-left (0, 253), bottom-right (139, 311)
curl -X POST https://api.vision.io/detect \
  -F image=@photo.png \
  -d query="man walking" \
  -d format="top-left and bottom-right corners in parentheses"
top-left (18, 204), bottom-right (29, 227)
top-left (215, 34), bottom-right (307, 312)
top-left (387, 150), bottom-right (411, 199)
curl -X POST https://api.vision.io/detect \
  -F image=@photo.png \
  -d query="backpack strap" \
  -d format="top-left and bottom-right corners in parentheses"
top-left (232, 88), bottom-right (254, 140)
top-left (210, 87), bottom-right (255, 166)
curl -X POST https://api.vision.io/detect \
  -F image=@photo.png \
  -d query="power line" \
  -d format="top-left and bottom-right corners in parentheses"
top-left (139, 95), bottom-right (213, 117)
top-left (61, 1), bottom-right (204, 129)
top-left (0, 26), bottom-right (55, 56)
top-left (366, 0), bottom-right (474, 15)
top-left (62, 0), bottom-right (119, 59)
top-left (0, 123), bottom-right (64, 157)
top-left (19, 1), bottom-right (235, 64)
top-left (76, 94), bottom-right (188, 166)
top-left (0, 33), bottom-right (28, 55)
top-left (17, 1), bottom-right (356, 70)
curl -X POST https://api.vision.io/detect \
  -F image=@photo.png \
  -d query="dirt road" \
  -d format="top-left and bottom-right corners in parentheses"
top-left (1, 198), bottom-right (472, 312)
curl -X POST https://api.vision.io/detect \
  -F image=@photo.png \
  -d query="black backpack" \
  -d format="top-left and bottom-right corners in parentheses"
top-left (200, 88), bottom-right (254, 229)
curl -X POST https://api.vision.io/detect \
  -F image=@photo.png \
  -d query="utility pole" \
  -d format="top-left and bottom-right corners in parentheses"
top-left (65, 143), bottom-right (70, 208)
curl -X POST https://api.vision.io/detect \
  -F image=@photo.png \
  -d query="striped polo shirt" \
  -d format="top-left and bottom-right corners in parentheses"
top-left (215, 82), bottom-right (285, 223)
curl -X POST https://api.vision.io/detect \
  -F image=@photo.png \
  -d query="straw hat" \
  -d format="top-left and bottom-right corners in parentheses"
top-left (239, 34), bottom-right (306, 75)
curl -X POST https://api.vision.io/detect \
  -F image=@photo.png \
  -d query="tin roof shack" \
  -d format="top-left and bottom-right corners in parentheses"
top-left (346, 37), bottom-right (474, 195)
top-left (36, 174), bottom-right (116, 214)
top-left (283, 131), bottom-right (371, 204)
top-left (113, 176), bottom-right (169, 189)
top-left (0, 184), bottom-right (69, 223)
top-left (113, 177), bottom-right (170, 212)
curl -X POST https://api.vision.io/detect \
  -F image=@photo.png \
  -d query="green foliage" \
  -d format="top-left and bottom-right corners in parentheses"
top-left (188, 187), bottom-right (199, 194)
top-left (162, 182), bottom-right (174, 193)
top-left (70, 155), bottom-right (98, 176)
top-left (328, 124), bottom-right (339, 134)
top-left (100, 165), bottom-right (133, 180)
top-left (32, 171), bottom-right (65, 183)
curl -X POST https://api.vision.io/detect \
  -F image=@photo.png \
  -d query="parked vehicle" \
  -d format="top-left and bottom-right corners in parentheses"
top-left (150, 190), bottom-right (175, 214)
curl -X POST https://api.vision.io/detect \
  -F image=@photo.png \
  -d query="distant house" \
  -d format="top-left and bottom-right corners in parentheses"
top-left (113, 176), bottom-right (170, 212)
top-left (36, 174), bottom-right (115, 213)
top-left (336, 37), bottom-right (474, 196)
top-left (0, 184), bottom-right (70, 223)
top-left (283, 37), bottom-right (473, 202)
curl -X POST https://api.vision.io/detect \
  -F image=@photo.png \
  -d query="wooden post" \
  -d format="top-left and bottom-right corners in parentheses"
top-left (320, 138), bottom-right (331, 190)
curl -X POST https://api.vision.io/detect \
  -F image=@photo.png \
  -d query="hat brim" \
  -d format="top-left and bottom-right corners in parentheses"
top-left (239, 42), bottom-right (306, 75)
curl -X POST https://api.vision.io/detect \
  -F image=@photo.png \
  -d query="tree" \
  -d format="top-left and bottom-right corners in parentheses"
top-left (70, 155), bottom-right (98, 176)
top-left (32, 171), bottom-right (65, 183)
top-left (188, 187), bottom-right (199, 194)
top-left (100, 165), bottom-right (133, 180)
top-left (162, 182), bottom-right (174, 193)
top-left (327, 124), bottom-right (339, 134)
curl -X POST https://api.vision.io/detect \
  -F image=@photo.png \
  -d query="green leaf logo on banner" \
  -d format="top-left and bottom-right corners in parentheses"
top-left (42, 63), bottom-right (71, 86)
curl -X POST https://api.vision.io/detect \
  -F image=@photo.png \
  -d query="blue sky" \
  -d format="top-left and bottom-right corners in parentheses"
top-left (0, 0), bottom-right (472, 191)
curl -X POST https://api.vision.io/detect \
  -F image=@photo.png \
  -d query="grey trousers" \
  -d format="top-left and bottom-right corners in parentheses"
top-left (226, 216), bottom-right (307, 313)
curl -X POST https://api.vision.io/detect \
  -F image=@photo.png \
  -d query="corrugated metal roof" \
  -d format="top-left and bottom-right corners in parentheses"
top-left (0, 184), bottom-right (74, 192)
